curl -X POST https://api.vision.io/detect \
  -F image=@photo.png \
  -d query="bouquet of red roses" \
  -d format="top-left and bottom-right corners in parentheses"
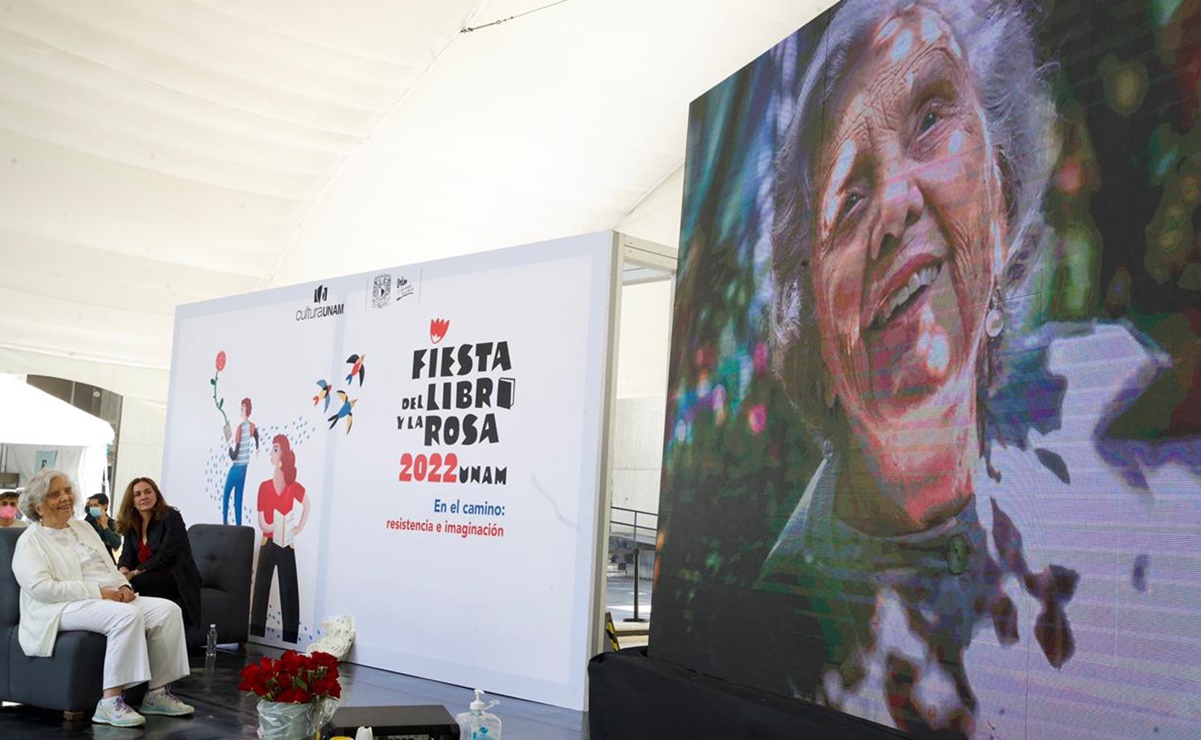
top-left (239, 650), bottom-right (342, 703)
top-left (242, 651), bottom-right (342, 739)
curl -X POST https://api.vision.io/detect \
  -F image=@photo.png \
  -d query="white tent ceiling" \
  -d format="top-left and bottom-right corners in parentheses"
top-left (0, 0), bottom-right (829, 405)
top-left (0, 373), bottom-right (113, 447)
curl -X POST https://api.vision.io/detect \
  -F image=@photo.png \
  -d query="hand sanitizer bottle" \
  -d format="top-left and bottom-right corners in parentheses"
top-left (455, 689), bottom-right (502, 740)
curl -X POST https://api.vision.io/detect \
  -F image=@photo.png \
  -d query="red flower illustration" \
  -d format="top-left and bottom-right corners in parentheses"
top-left (216, 351), bottom-right (227, 372)
top-left (430, 318), bottom-right (450, 344)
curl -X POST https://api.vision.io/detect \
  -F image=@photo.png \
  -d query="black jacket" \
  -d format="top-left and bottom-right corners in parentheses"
top-left (84, 513), bottom-right (122, 560)
top-left (118, 507), bottom-right (202, 626)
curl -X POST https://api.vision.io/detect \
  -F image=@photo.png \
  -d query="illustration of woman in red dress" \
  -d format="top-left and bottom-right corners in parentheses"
top-left (249, 434), bottom-right (309, 643)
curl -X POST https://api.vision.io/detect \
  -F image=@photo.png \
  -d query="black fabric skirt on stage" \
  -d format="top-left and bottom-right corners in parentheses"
top-left (588, 647), bottom-right (909, 740)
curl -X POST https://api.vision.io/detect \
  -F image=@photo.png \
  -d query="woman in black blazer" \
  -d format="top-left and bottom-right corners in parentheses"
top-left (117, 477), bottom-right (202, 628)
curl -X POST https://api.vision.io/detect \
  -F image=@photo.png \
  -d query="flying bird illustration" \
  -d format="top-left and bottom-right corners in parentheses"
top-left (327, 391), bottom-right (356, 433)
top-left (345, 354), bottom-right (366, 386)
top-left (312, 379), bottom-right (331, 413)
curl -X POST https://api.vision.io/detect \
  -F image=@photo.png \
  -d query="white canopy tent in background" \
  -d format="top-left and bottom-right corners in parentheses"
top-left (0, 374), bottom-right (114, 500)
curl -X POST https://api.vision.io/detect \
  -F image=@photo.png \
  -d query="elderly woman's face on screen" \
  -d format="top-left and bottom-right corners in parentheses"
top-left (809, 6), bottom-right (1005, 487)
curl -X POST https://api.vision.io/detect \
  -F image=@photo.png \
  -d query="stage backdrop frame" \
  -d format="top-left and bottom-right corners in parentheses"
top-left (161, 231), bottom-right (622, 710)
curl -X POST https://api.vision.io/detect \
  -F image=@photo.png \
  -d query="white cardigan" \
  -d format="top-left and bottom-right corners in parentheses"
top-left (11, 518), bottom-right (129, 657)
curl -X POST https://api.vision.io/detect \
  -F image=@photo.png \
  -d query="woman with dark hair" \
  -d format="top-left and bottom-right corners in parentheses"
top-left (250, 434), bottom-right (309, 643)
top-left (116, 477), bottom-right (202, 629)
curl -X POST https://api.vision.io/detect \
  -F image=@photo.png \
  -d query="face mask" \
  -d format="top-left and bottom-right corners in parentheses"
top-left (88, 506), bottom-right (103, 519)
top-left (0, 504), bottom-right (17, 520)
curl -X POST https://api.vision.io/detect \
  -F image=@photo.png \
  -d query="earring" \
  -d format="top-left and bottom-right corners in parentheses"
top-left (985, 288), bottom-right (1004, 338)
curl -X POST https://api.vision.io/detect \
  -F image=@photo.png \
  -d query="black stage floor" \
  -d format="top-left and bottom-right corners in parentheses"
top-left (0, 645), bottom-right (588, 739)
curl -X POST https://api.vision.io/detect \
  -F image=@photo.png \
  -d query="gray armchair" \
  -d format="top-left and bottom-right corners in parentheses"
top-left (185, 523), bottom-right (254, 648)
top-left (0, 526), bottom-right (139, 717)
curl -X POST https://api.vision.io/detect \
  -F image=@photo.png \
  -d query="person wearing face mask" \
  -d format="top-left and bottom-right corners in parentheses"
top-left (0, 489), bottom-right (27, 528)
top-left (84, 493), bottom-right (121, 559)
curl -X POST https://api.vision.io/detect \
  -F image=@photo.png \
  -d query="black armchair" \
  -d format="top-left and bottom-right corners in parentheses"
top-left (185, 523), bottom-right (254, 648)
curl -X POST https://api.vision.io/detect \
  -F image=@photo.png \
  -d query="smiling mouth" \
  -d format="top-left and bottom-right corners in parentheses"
top-left (867, 263), bottom-right (942, 331)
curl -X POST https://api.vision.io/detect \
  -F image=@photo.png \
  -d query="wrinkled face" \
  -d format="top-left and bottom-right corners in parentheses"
top-left (133, 481), bottom-right (159, 512)
top-left (809, 7), bottom-right (1006, 501)
top-left (35, 477), bottom-right (75, 526)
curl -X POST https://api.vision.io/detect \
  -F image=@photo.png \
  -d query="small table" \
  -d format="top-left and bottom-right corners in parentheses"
top-left (324, 704), bottom-right (460, 739)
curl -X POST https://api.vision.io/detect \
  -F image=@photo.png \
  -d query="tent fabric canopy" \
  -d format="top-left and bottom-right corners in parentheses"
top-left (0, 0), bottom-right (826, 404)
top-left (0, 374), bottom-right (113, 497)
top-left (0, 374), bottom-right (114, 447)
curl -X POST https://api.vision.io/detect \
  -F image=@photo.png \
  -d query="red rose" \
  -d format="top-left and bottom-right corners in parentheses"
top-left (215, 351), bottom-right (227, 372)
top-left (276, 687), bottom-right (310, 704)
top-left (239, 650), bottom-right (341, 702)
top-left (314, 674), bottom-right (342, 698)
top-left (310, 651), bottom-right (339, 670)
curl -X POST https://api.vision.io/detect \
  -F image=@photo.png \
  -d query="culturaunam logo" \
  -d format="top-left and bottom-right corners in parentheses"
top-left (297, 284), bottom-right (344, 322)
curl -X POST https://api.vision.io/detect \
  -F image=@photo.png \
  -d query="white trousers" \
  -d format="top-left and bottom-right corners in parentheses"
top-left (58, 595), bottom-right (191, 692)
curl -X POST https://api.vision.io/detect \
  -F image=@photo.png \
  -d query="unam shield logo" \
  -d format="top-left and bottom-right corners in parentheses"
top-left (372, 274), bottom-right (392, 308)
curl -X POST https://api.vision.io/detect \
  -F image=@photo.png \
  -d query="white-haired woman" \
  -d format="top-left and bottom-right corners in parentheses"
top-left (760, 0), bottom-right (1201, 736)
top-left (13, 469), bottom-right (194, 727)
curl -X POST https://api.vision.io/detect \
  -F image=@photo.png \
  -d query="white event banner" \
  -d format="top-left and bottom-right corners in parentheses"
top-left (161, 233), bottom-right (617, 709)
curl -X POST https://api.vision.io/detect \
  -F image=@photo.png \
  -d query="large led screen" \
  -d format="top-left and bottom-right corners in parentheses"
top-left (650, 1), bottom-right (1201, 737)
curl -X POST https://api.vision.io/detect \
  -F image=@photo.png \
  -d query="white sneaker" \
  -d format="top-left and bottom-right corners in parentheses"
top-left (139, 688), bottom-right (195, 717)
top-left (92, 697), bottom-right (147, 727)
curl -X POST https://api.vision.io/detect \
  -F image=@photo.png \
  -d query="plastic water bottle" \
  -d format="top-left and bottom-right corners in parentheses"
top-left (205, 624), bottom-right (218, 659)
top-left (455, 689), bottom-right (502, 740)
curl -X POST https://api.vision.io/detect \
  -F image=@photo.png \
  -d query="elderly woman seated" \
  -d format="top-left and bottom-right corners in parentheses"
top-left (12, 469), bottom-right (195, 728)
